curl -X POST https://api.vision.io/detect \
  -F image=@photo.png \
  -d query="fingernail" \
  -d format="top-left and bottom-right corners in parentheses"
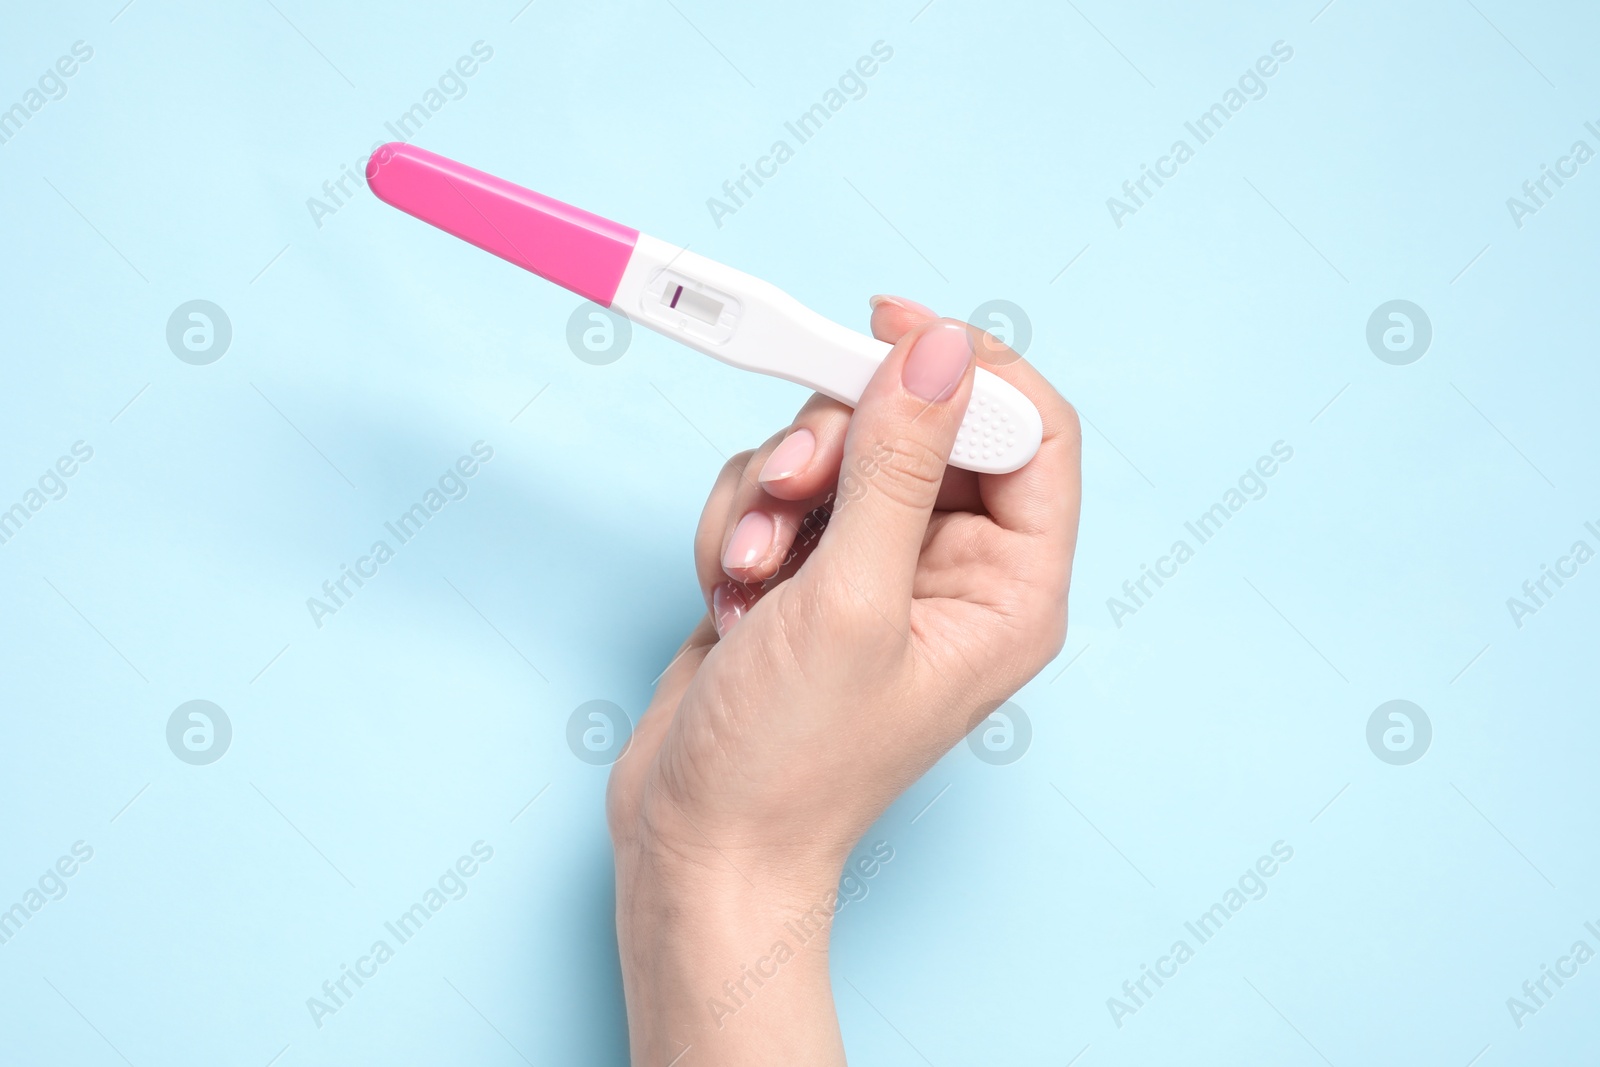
top-left (712, 583), bottom-right (747, 637)
top-left (901, 322), bottom-right (972, 402)
top-left (870, 294), bottom-right (936, 317)
top-left (759, 428), bottom-right (816, 484)
top-left (722, 511), bottom-right (775, 572)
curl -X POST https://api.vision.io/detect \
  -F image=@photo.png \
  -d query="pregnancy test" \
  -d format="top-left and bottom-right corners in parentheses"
top-left (365, 142), bottom-right (1042, 475)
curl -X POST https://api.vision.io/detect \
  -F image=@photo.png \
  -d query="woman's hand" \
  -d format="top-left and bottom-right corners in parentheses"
top-left (607, 296), bottom-right (1081, 1065)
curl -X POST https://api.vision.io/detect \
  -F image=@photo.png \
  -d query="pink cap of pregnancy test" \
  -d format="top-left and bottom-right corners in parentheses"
top-left (366, 142), bottom-right (639, 307)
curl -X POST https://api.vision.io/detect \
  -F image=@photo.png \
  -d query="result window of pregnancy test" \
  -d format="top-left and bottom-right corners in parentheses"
top-left (662, 283), bottom-right (723, 325)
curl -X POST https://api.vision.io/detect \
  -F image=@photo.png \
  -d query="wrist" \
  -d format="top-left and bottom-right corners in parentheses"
top-left (615, 839), bottom-right (845, 981)
top-left (613, 842), bottom-right (848, 1065)
top-left (611, 784), bottom-right (857, 923)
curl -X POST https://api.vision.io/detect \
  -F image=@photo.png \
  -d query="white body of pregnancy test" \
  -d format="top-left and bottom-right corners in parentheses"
top-left (367, 142), bottom-right (1042, 475)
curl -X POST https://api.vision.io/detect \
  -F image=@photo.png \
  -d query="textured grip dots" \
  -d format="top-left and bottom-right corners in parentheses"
top-left (950, 390), bottom-right (1022, 472)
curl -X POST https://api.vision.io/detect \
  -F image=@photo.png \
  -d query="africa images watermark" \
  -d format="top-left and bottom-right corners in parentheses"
top-left (1504, 917), bottom-right (1600, 1031)
top-left (305, 840), bottom-right (494, 1029)
top-left (0, 440), bottom-right (94, 548)
top-left (0, 40), bottom-right (94, 148)
top-left (306, 442), bottom-right (495, 628)
top-left (306, 41), bottom-right (496, 230)
top-left (1505, 120), bottom-right (1600, 230)
top-left (1504, 519), bottom-right (1600, 630)
top-left (1106, 40), bottom-right (1295, 229)
top-left (705, 840), bottom-right (895, 1029)
top-left (1107, 441), bottom-right (1295, 628)
top-left (706, 40), bottom-right (895, 229)
top-left (1107, 840), bottom-right (1295, 1029)
top-left (0, 841), bottom-right (95, 948)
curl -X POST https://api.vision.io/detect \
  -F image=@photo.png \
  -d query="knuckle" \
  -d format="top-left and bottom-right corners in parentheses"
top-left (1034, 594), bottom-right (1072, 665)
top-left (863, 437), bottom-right (947, 509)
top-left (693, 520), bottom-right (719, 559)
top-left (993, 570), bottom-right (1070, 665)
top-left (1041, 606), bottom-right (1070, 663)
top-left (693, 511), bottom-right (728, 570)
top-left (1057, 398), bottom-right (1084, 449)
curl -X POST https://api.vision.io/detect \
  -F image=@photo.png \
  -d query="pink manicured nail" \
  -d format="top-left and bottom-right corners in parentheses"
top-left (759, 428), bottom-right (816, 484)
top-left (901, 323), bottom-right (972, 402)
top-left (870, 294), bottom-right (936, 317)
top-left (722, 512), bottom-right (774, 571)
top-left (712, 583), bottom-right (747, 637)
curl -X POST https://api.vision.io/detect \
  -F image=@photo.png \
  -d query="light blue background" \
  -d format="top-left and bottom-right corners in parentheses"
top-left (2, 1), bottom-right (1597, 1064)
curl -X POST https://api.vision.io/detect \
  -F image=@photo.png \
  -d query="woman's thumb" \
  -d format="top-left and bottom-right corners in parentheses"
top-left (812, 321), bottom-right (974, 607)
